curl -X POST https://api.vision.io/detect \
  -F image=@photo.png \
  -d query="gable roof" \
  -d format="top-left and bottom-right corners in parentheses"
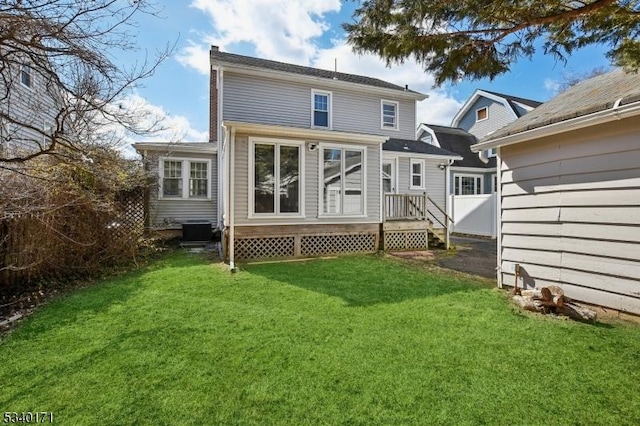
top-left (473, 69), bottom-right (640, 151)
top-left (451, 89), bottom-right (541, 127)
top-left (210, 47), bottom-right (426, 100)
top-left (419, 124), bottom-right (494, 169)
top-left (482, 90), bottom-right (543, 112)
top-left (383, 138), bottom-right (461, 159)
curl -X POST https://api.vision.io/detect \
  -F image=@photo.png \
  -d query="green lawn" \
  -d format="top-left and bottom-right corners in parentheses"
top-left (1, 252), bottom-right (639, 425)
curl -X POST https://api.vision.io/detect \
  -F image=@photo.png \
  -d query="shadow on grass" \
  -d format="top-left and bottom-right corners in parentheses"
top-left (245, 254), bottom-right (486, 307)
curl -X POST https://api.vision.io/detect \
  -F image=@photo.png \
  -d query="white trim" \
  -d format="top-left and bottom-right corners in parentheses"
top-left (381, 99), bottom-right (399, 131)
top-left (247, 136), bottom-right (305, 219)
top-left (133, 143), bottom-right (216, 154)
top-left (409, 159), bottom-right (425, 190)
top-left (213, 62), bottom-right (427, 101)
top-left (416, 124), bottom-right (441, 148)
top-left (158, 157), bottom-right (212, 200)
top-left (475, 106), bottom-right (488, 122)
top-left (311, 89), bottom-right (332, 129)
top-left (453, 173), bottom-right (483, 195)
top-left (450, 166), bottom-right (496, 173)
top-left (222, 120), bottom-right (388, 144)
top-left (19, 63), bottom-right (33, 89)
top-left (471, 100), bottom-right (640, 152)
top-left (318, 143), bottom-right (367, 218)
top-left (383, 151), bottom-right (462, 161)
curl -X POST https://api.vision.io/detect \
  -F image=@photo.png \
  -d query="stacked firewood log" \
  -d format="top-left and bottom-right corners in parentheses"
top-left (512, 285), bottom-right (597, 321)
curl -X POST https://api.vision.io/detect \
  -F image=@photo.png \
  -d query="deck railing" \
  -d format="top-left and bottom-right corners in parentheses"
top-left (383, 193), bottom-right (454, 248)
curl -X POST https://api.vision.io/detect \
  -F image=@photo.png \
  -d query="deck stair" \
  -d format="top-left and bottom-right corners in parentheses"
top-left (383, 193), bottom-right (452, 250)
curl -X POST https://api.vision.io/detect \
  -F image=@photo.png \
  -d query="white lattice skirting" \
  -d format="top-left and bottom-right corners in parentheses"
top-left (384, 231), bottom-right (428, 251)
top-left (235, 232), bottom-right (378, 260)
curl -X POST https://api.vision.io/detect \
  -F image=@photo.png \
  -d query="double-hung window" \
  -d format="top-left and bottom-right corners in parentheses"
top-left (312, 90), bottom-right (331, 128)
top-left (381, 100), bottom-right (399, 130)
top-left (454, 174), bottom-right (482, 195)
top-left (20, 64), bottom-right (32, 88)
top-left (160, 158), bottom-right (210, 199)
top-left (410, 159), bottom-right (425, 190)
top-left (251, 138), bottom-right (302, 216)
top-left (321, 146), bottom-right (365, 215)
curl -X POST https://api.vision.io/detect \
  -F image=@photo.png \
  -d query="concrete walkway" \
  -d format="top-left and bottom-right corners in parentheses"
top-left (436, 236), bottom-right (497, 279)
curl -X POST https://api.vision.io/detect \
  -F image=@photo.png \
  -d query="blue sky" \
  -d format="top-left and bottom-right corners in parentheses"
top-left (126, 0), bottom-right (612, 143)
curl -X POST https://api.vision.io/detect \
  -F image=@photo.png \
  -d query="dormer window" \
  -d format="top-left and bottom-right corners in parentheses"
top-left (20, 64), bottom-right (32, 88)
top-left (381, 100), bottom-right (399, 130)
top-left (312, 90), bottom-right (331, 128)
top-left (476, 107), bottom-right (488, 122)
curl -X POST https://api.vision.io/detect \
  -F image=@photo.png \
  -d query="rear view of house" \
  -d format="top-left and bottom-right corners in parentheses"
top-left (473, 69), bottom-right (640, 315)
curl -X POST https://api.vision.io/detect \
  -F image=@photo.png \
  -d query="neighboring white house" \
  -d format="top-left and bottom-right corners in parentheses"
top-left (472, 69), bottom-right (640, 315)
top-left (135, 47), bottom-right (460, 265)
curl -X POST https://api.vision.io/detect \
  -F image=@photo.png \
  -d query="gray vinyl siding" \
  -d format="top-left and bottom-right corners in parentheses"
top-left (395, 156), bottom-right (447, 228)
top-left (458, 97), bottom-right (516, 138)
top-left (234, 133), bottom-right (381, 225)
top-left (222, 72), bottom-right (416, 140)
top-left (499, 118), bottom-right (640, 314)
top-left (146, 151), bottom-right (218, 228)
top-left (511, 103), bottom-right (532, 118)
top-left (0, 64), bottom-right (58, 156)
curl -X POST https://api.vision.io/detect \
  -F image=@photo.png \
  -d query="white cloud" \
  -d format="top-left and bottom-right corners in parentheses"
top-left (95, 94), bottom-right (208, 158)
top-left (179, 0), bottom-right (341, 73)
top-left (544, 78), bottom-right (561, 95)
top-left (177, 2), bottom-right (464, 128)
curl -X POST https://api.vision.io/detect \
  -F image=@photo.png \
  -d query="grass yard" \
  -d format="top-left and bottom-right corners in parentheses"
top-left (1, 252), bottom-right (639, 425)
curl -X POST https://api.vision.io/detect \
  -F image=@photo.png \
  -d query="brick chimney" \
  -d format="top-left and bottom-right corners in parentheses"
top-left (209, 46), bottom-right (219, 143)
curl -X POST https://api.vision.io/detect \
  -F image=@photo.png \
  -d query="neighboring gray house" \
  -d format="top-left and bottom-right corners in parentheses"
top-left (417, 124), bottom-right (495, 195)
top-left (136, 47), bottom-right (460, 265)
top-left (0, 59), bottom-right (59, 159)
top-left (472, 69), bottom-right (640, 315)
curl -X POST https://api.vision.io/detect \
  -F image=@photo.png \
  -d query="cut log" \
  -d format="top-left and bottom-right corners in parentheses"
top-left (540, 287), bottom-right (552, 301)
top-left (560, 302), bottom-right (597, 321)
top-left (513, 295), bottom-right (544, 313)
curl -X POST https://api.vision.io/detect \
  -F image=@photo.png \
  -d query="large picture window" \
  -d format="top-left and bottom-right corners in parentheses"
top-left (252, 140), bottom-right (301, 216)
top-left (321, 146), bottom-right (364, 215)
top-left (161, 158), bottom-right (210, 199)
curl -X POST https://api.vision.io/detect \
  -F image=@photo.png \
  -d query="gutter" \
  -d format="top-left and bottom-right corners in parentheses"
top-left (471, 100), bottom-right (640, 152)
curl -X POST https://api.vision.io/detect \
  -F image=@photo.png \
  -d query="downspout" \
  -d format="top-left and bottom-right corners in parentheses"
top-left (228, 126), bottom-right (236, 271)
top-left (379, 142), bottom-right (383, 249)
top-left (216, 66), bottom-right (224, 230)
top-left (496, 148), bottom-right (503, 288)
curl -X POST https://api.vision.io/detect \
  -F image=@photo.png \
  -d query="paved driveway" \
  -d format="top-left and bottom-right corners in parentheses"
top-left (437, 236), bottom-right (497, 279)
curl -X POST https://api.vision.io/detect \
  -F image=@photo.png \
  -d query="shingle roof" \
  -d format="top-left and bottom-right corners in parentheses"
top-left (383, 138), bottom-right (460, 157)
top-left (482, 90), bottom-right (543, 109)
top-left (484, 69), bottom-right (640, 141)
top-left (210, 47), bottom-right (424, 96)
top-left (424, 124), bottom-right (495, 168)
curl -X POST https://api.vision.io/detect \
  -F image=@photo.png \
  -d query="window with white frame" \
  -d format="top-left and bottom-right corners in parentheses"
top-left (321, 146), bottom-right (365, 215)
top-left (454, 174), bottom-right (482, 195)
top-left (476, 107), bottom-right (488, 122)
top-left (251, 139), bottom-right (302, 215)
top-left (20, 64), bottom-right (32, 88)
top-left (381, 100), bottom-right (399, 130)
top-left (160, 158), bottom-right (210, 199)
top-left (410, 159), bottom-right (425, 189)
top-left (312, 90), bottom-right (331, 128)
